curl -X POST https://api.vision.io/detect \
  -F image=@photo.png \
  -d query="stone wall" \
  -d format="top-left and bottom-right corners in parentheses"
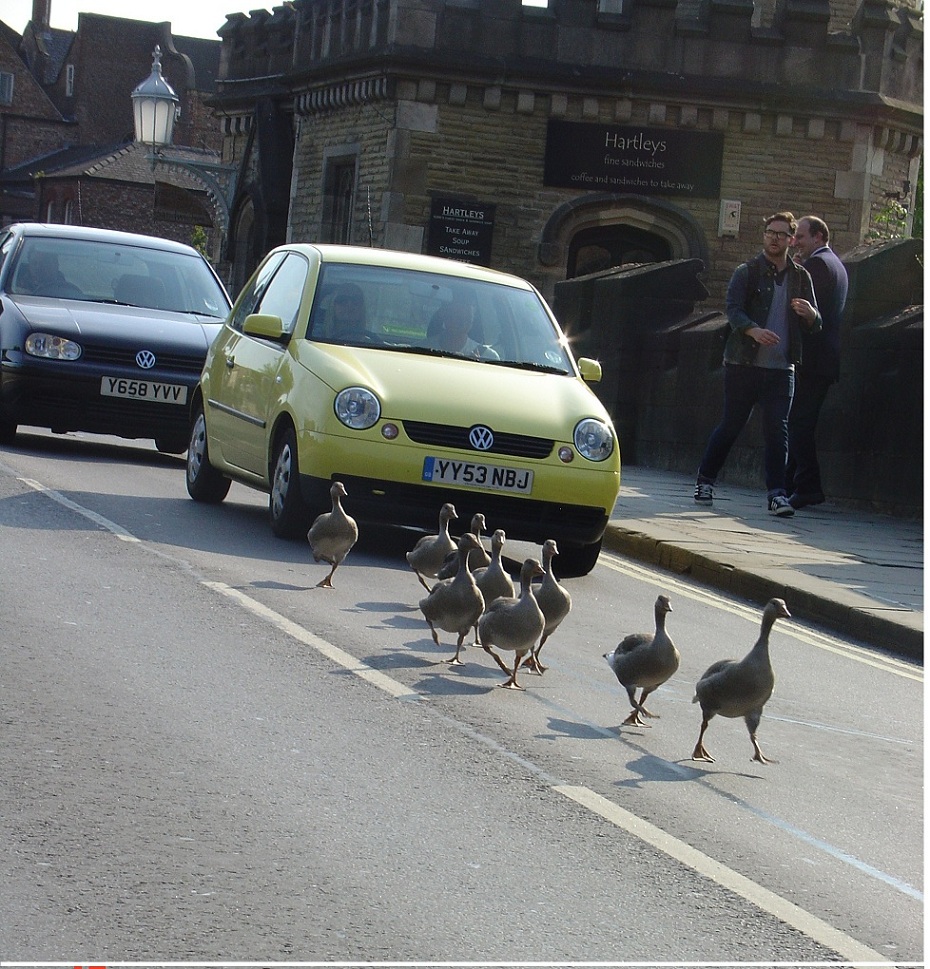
top-left (553, 239), bottom-right (923, 516)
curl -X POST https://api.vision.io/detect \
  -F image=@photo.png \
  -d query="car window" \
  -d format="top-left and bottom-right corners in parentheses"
top-left (306, 263), bottom-right (573, 373)
top-left (229, 250), bottom-right (288, 332)
top-left (252, 252), bottom-right (309, 336)
top-left (7, 236), bottom-right (229, 317)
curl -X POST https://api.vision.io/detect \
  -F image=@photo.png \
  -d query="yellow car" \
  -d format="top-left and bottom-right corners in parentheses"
top-left (186, 244), bottom-right (620, 575)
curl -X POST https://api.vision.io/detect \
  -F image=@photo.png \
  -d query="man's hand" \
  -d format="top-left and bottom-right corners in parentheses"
top-left (746, 326), bottom-right (780, 346)
top-left (791, 298), bottom-right (817, 323)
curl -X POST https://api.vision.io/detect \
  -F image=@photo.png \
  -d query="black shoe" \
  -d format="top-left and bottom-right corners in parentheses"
top-left (768, 495), bottom-right (795, 517)
top-left (788, 491), bottom-right (825, 510)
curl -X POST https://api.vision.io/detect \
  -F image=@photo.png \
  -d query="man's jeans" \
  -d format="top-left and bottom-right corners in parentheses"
top-left (697, 364), bottom-right (795, 497)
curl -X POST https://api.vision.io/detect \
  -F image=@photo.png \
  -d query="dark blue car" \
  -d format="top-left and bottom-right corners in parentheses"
top-left (0, 223), bottom-right (231, 453)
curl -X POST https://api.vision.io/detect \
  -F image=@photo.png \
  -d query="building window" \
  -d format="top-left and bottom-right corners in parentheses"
top-left (66, 64), bottom-right (75, 97)
top-left (0, 72), bottom-right (13, 106)
top-left (322, 156), bottom-right (358, 244)
top-left (45, 201), bottom-right (57, 223)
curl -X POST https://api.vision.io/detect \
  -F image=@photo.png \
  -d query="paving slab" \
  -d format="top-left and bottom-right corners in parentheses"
top-left (604, 465), bottom-right (923, 660)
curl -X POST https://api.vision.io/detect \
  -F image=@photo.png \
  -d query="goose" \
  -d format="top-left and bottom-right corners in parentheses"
top-left (691, 597), bottom-right (791, 764)
top-left (474, 529), bottom-right (515, 605)
top-left (436, 512), bottom-right (492, 579)
top-left (406, 502), bottom-right (458, 591)
top-left (306, 480), bottom-right (359, 589)
top-left (477, 558), bottom-right (546, 690)
top-left (603, 594), bottom-right (679, 726)
top-left (419, 532), bottom-right (486, 666)
top-left (523, 538), bottom-right (572, 674)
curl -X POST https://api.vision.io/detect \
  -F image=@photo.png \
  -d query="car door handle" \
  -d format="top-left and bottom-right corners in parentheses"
top-left (225, 355), bottom-right (235, 369)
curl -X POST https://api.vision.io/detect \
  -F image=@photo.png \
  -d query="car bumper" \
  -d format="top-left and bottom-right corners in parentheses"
top-left (0, 365), bottom-right (195, 440)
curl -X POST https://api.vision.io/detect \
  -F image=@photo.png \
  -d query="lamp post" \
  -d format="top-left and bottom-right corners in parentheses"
top-left (131, 46), bottom-right (237, 246)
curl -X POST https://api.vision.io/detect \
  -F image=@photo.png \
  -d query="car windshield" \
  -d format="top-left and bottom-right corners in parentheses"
top-left (7, 236), bottom-right (229, 317)
top-left (306, 263), bottom-right (574, 375)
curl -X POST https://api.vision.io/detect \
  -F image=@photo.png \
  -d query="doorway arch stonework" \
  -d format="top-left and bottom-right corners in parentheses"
top-left (537, 194), bottom-right (710, 295)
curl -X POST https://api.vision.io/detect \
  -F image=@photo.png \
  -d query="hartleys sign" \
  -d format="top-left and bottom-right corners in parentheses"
top-left (426, 197), bottom-right (496, 266)
top-left (544, 120), bottom-right (724, 199)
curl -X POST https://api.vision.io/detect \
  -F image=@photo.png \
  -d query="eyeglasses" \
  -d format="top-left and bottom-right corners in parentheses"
top-left (763, 229), bottom-right (792, 240)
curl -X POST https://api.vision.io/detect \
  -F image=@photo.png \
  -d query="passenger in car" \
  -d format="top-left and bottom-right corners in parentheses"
top-left (428, 301), bottom-right (499, 359)
top-left (17, 250), bottom-right (83, 300)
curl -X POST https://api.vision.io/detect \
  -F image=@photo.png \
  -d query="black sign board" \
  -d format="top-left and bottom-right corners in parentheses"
top-left (426, 197), bottom-right (496, 266)
top-left (544, 120), bottom-right (724, 199)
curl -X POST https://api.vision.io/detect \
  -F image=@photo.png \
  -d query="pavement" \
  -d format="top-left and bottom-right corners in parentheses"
top-left (602, 465), bottom-right (923, 661)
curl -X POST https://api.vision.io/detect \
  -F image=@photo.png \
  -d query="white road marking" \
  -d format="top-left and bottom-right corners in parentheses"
top-left (9, 473), bottom-right (908, 961)
top-left (598, 551), bottom-right (922, 681)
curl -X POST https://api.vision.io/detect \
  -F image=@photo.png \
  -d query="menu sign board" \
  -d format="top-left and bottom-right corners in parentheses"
top-left (426, 197), bottom-right (496, 266)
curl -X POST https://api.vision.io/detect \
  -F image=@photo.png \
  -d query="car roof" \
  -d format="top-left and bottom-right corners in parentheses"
top-left (279, 243), bottom-right (536, 290)
top-left (7, 222), bottom-right (204, 257)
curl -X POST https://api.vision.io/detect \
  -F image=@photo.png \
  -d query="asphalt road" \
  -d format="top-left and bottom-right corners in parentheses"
top-left (0, 430), bottom-right (922, 962)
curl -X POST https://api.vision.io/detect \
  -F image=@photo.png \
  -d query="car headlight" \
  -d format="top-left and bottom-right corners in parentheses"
top-left (573, 418), bottom-right (614, 462)
top-left (334, 386), bottom-right (381, 430)
top-left (24, 332), bottom-right (82, 361)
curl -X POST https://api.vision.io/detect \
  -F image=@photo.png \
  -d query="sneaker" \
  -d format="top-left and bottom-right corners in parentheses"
top-left (694, 481), bottom-right (714, 505)
top-left (768, 495), bottom-right (795, 517)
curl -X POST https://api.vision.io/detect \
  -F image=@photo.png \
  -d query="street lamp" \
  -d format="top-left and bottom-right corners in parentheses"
top-left (131, 46), bottom-right (237, 245)
top-left (131, 45), bottom-right (179, 147)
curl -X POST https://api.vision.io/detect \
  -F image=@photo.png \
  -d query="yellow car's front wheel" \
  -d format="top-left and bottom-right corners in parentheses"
top-left (269, 424), bottom-right (313, 538)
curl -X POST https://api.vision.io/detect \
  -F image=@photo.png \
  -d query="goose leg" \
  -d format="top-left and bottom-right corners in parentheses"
top-left (445, 632), bottom-right (468, 666)
top-left (499, 652), bottom-right (526, 690)
top-left (691, 716), bottom-right (715, 762)
top-left (621, 687), bottom-right (650, 727)
top-left (481, 644), bottom-right (512, 674)
top-left (316, 563), bottom-right (338, 588)
top-left (522, 633), bottom-right (550, 674)
top-left (426, 621), bottom-right (441, 648)
top-left (635, 687), bottom-right (661, 719)
top-left (746, 711), bottom-right (776, 764)
top-left (415, 571), bottom-right (433, 592)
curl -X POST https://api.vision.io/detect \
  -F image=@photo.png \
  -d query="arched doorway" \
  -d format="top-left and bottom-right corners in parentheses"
top-left (567, 223), bottom-right (672, 278)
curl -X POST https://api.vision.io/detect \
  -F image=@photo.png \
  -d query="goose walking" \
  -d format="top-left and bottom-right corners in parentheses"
top-left (477, 558), bottom-right (546, 690)
top-left (524, 538), bottom-right (572, 674)
top-left (307, 480), bottom-right (358, 589)
top-left (436, 512), bottom-right (492, 579)
top-left (604, 594), bottom-right (679, 726)
top-left (419, 532), bottom-right (485, 666)
top-left (691, 597), bottom-right (791, 764)
top-left (406, 502), bottom-right (458, 591)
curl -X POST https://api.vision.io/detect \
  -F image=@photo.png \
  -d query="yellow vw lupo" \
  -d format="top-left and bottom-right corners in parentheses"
top-left (187, 244), bottom-right (620, 575)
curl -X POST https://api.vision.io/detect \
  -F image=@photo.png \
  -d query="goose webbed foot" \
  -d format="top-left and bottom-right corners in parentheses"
top-left (751, 740), bottom-right (776, 764)
top-left (622, 709), bottom-right (650, 727)
top-left (521, 653), bottom-right (547, 674)
top-left (691, 743), bottom-right (715, 762)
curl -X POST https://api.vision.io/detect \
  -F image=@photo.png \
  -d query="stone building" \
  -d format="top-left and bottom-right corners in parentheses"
top-left (210, 0), bottom-right (922, 301)
top-left (0, 0), bottom-right (222, 248)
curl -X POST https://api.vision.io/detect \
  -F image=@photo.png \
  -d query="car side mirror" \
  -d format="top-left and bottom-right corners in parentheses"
top-left (243, 313), bottom-right (286, 340)
top-left (577, 357), bottom-right (602, 383)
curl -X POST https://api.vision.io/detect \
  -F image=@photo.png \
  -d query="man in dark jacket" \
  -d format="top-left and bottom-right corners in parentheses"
top-left (693, 212), bottom-right (821, 516)
top-left (785, 215), bottom-right (848, 509)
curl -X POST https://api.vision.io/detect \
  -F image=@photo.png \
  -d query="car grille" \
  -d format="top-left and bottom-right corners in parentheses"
top-left (403, 420), bottom-right (554, 459)
top-left (82, 343), bottom-right (205, 375)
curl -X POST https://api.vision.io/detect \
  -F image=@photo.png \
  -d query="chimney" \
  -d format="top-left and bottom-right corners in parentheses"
top-left (32, 0), bottom-right (51, 30)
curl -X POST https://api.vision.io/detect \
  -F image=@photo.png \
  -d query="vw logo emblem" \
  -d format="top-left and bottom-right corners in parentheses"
top-left (468, 425), bottom-right (494, 451)
top-left (135, 350), bottom-right (156, 369)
